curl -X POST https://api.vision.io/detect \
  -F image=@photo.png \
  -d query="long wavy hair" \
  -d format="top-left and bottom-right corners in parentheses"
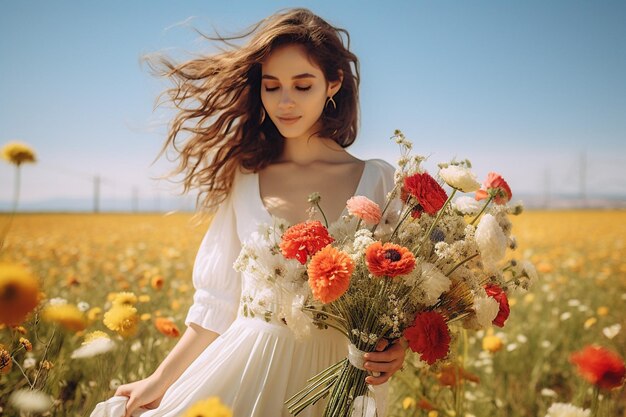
top-left (144, 8), bottom-right (360, 212)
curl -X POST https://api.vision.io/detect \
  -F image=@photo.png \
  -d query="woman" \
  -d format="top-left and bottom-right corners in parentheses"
top-left (91, 8), bottom-right (406, 417)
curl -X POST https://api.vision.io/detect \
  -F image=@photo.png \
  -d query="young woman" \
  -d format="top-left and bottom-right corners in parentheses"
top-left (91, 8), bottom-right (406, 417)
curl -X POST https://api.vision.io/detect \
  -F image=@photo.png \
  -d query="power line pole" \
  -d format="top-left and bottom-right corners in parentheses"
top-left (580, 151), bottom-right (587, 208)
top-left (543, 167), bottom-right (551, 209)
top-left (132, 186), bottom-right (139, 213)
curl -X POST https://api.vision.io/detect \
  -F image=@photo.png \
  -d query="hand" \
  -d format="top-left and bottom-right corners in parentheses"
top-left (363, 337), bottom-right (408, 386)
top-left (114, 375), bottom-right (167, 417)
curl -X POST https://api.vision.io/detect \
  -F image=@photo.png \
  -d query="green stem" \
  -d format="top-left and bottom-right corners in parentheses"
top-left (412, 189), bottom-right (457, 254)
top-left (446, 253), bottom-right (479, 276)
top-left (590, 385), bottom-right (600, 417)
top-left (390, 202), bottom-right (414, 241)
top-left (469, 195), bottom-right (493, 226)
top-left (0, 165), bottom-right (21, 251)
top-left (315, 202), bottom-right (329, 229)
top-left (371, 183), bottom-right (400, 234)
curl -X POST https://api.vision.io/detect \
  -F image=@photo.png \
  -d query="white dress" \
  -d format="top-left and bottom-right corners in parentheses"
top-left (90, 158), bottom-right (396, 417)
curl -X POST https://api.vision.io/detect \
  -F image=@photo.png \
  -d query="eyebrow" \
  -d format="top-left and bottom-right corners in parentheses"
top-left (261, 73), bottom-right (317, 80)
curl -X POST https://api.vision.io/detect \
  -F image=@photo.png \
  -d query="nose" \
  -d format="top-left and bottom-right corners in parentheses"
top-left (278, 90), bottom-right (295, 110)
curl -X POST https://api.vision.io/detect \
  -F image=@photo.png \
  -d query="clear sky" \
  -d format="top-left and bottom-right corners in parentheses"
top-left (1, 0), bottom-right (625, 211)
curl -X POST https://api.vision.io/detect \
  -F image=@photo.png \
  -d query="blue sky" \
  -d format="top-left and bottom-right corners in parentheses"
top-left (1, 1), bottom-right (625, 210)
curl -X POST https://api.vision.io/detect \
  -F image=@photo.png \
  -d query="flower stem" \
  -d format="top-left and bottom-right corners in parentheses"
top-left (315, 202), bottom-right (329, 229)
top-left (446, 253), bottom-right (479, 276)
top-left (412, 189), bottom-right (457, 254)
top-left (469, 195), bottom-right (493, 226)
top-left (0, 165), bottom-right (21, 251)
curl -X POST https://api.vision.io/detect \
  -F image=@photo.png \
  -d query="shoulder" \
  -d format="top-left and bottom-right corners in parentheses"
top-left (366, 158), bottom-right (396, 181)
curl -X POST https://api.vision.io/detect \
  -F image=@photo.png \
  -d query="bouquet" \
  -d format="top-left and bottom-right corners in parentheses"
top-left (241, 130), bottom-right (535, 417)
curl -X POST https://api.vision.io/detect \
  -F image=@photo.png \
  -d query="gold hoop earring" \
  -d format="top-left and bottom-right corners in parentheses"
top-left (325, 96), bottom-right (336, 110)
top-left (260, 107), bottom-right (266, 123)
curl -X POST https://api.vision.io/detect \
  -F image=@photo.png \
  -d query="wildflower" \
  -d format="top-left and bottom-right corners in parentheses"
top-left (8, 389), bottom-right (51, 413)
top-left (82, 331), bottom-right (110, 345)
top-left (404, 311), bottom-right (451, 365)
top-left (307, 245), bottom-right (354, 303)
top-left (23, 356), bottom-right (37, 369)
top-left (570, 345), bottom-right (625, 390)
top-left (138, 294), bottom-right (151, 303)
top-left (420, 263), bottom-right (451, 306)
top-left (402, 397), bottom-right (416, 409)
top-left (439, 165), bottom-right (480, 192)
top-left (151, 275), bottom-right (164, 290)
top-left (545, 402), bottom-right (590, 417)
top-left (111, 292), bottom-right (137, 307)
top-left (77, 301), bottom-right (90, 312)
top-left (602, 323), bottom-right (621, 339)
top-left (365, 241), bottom-right (416, 278)
top-left (280, 221), bottom-right (335, 265)
top-left (1, 344), bottom-right (12, 374)
top-left (42, 304), bottom-right (87, 331)
top-left (583, 317), bottom-right (597, 329)
top-left (155, 317), bottom-right (180, 338)
top-left (141, 313), bottom-right (152, 321)
top-left (1, 142), bottom-right (36, 166)
top-left (482, 334), bottom-right (504, 353)
top-left (596, 306), bottom-right (609, 316)
top-left (484, 284), bottom-right (510, 327)
top-left (437, 363), bottom-right (480, 386)
top-left (87, 307), bottom-right (102, 321)
top-left (403, 172), bottom-right (448, 218)
top-left (0, 263), bottom-right (40, 325)
top-left (41, 360), bottom-right (53, 370)
top-left (19, 337), bottom-right (32, 352)
top-left (71, 336), bottom-right (116, 359)
top-left (182, 397), bottom-right (233, 417)
top-left (103, 305), bottom-right (139, 338)
top-left (475, 172), bottom-right (512, 205)
top-left (452, 196), bottom-right (482, 215)
top-left (472, 296), bottom-right (500, 329)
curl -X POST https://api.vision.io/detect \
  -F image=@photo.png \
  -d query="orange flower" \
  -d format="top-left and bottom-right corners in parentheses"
top-left (151, 275), bottom-right (164, 290)
top-left (570, 345), bottom-right (625, 390)
top-left (155, 317), bottom-right (180, 338)
top-left (475, 172), bottom-right (512, 205)
top-left (0, 344), bottom-right (11, 374)
top-left (307, 245), bottom-right (354, 303)
top-left (365, 242), bottom-right (416, 277)
top-left (346, 196), bottom-right (382, 225)
top-left (280, 221), bottom-right (335, 265)
top-left (437, 363), bottom-right (480, 386)
top-left (0, 264), bottom-right (41, 326)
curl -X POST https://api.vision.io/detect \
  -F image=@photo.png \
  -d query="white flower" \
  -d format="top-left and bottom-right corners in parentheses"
top-left (602, 323), bottom-right (621, 339)
top-left (475, 214), bottom-right (508, 271)
top-left (420, 263), bottom-right (451, 306)
top-left (77, 301), bottom-right (90, 312)
top-left (8, 389), bottom-right (52, 413)
top-left (439, 165), bottom-right (480, 192)
top-left (71, 337), bottom-right (116, 359)
top-left (109, 379), bottom-right (121, 390)
top-left (473, 296), bottom-right (499, 329)
top-left (545, 402), bottom-right (590, 417)
top-left (282, 294), bottom-right (313, 340)
top-left (48, 297), bottom-right (67, 306)
top-left (23, 356), bottom-right (37, 370)
top-left (452, 196), bottom-right (482, 215)
top-left (541, 388), bottom-right (558, 398)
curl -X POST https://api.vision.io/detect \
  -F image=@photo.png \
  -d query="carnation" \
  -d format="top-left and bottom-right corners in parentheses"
top-left (475, 214), bottom-right (508, 271)
top-left (280, 221), bottom-right (335, 265)
top-left (346, 195), bottom-right (382, 225)
top-left (545, 402), bottom-right (590, 417)
top-left (439, 165), bottom-right (480, 192)
top-left (307, 245), bottom-right (354, 304)
top-left (403, 311), bottom-right (451, 365)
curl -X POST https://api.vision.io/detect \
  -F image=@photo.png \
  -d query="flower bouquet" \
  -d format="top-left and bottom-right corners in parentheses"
top-left (254, 130), bottom-right (533, 417)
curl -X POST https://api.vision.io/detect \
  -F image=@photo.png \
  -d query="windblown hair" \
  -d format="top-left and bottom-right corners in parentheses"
top-left (144, 8), bottom-right (360, 212)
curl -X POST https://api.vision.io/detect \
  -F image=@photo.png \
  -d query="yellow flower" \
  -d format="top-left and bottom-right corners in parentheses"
top-left (402, 396), bottom-right (417, 409)
top-left (0, 344), bottom-right (12, 374)
top-left (19, 337), bottom-right (32, 352)
top-left (428, 411), bottom-right (439, 417)
top-left (138, 294), bottom-right (150, 303)
top-left (482, 335), bottom-right (504, 353)
top-left (103, 305), bottom-right (139, 338)
top-left (41, 360), bottom-right (53, 370)
top-left (140, 313), bottom-right (152, 321)
top-left (584, 317), bottom-right (597, 329)
top-left (0, 264), bottom-right (41, 326)
top-left (112, 292), bottom-right (138, 307)
top-left (87, 307), bottom-right (103, 321)
top-left (42, 304), bottom-right (87, 332)
top-left (82, 331), bottom-right (110, 345)
top-left (597, 306), bottom-right (609, 316)
top-left (1, 141), bottom-right (36, 166)
top-left (182, 397), bottom-right (232, 417)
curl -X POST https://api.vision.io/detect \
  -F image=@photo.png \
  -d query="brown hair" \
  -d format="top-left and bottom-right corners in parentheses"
top-left (143, 8), bottom-right (360, 212)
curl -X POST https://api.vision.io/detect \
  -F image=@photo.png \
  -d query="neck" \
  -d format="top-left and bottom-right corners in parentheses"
top-left (279, 134), bottom-right (344, 165)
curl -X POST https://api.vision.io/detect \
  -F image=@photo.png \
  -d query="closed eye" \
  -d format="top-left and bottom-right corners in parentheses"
top-left (264, 86), bottom-right (311, 92)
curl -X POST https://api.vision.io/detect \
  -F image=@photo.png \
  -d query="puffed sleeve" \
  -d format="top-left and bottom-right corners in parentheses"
top-left (184, 189), bottom-right (242, 335)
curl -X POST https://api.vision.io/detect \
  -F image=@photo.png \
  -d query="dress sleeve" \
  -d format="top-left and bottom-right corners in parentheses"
top-left (184, 189), bottom-right (242, 335)
top-left (371, 158), bottom-right (403, 223)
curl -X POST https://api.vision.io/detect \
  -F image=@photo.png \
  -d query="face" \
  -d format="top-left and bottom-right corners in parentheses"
top-left (261, 44), bottom-right (341, 140)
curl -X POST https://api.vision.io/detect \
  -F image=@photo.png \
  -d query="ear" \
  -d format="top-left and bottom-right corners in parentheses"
top-left (327, 69), bottom-right (344, 97)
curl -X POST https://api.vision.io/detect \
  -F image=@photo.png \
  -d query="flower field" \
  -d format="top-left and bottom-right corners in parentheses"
top-left (0, 210), bottom-right (625, 416)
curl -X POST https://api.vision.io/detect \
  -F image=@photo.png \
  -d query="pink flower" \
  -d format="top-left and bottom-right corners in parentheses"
top-left (346, 196), bottom-right (382, 225)
top-left (475, 172), bottom-right (512, 205)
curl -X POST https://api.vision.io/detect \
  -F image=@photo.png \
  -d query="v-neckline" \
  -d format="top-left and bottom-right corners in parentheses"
top-left (254, 159), bottom-right (371, 227)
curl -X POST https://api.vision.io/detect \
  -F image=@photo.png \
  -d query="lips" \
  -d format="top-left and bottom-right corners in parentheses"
top-left (277, 116), bottom-right (301, 125)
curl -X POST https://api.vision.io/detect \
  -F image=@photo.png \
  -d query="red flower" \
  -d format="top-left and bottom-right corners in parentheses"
top-left (365, 241), bottom-right (416, 277)
top-left (403, 173), bottom-right (448, 218)
top-left (403, 311), bottom-right (450, 365)
top-left (570, 345), bottom-right (626, 390)
top-left (475, 172), bottom-right (512, 205)
top-left (280, 221), bottom-right (335, 265)
top-left (484, 284), bottom-right (510, 327)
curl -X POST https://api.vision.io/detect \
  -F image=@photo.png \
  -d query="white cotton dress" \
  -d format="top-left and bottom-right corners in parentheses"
top-left (90, 158), bottom-right (396, 417)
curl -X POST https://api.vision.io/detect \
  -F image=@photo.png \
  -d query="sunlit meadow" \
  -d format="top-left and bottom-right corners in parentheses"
top-left (0, 211), bottom-right (625, 416)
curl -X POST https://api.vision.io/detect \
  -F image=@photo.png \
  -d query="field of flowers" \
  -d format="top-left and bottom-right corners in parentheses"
top-left (1, 210), bottom-right (625, 417)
